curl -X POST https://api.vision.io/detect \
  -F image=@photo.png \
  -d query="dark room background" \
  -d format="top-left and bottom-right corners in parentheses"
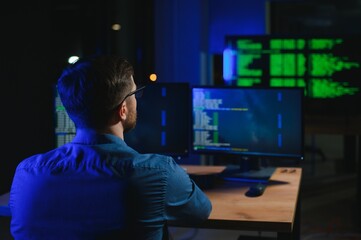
top-left (1, 0), bottom-right (361, 200)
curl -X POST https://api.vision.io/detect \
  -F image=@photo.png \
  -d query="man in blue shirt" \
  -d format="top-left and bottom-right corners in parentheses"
top-left (9, 56), bottom-right (212, 240)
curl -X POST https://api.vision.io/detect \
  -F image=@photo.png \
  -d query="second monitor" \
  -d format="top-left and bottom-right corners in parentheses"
top-left (192, 86), bottom-right (304, 169)
top-left (124, 82), bottom-right (190, 159)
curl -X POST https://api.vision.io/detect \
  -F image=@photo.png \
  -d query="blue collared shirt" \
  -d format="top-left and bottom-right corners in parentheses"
top-left (10, 130), bottom-right (212, 240)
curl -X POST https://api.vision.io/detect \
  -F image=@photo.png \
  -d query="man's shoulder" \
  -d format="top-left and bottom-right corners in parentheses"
top-left (16, 147), bottom-right (64, 170)
top-left (132, 153), bottom-right (176, 170)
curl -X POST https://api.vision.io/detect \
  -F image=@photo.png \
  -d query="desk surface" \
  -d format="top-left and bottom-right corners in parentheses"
top-left (182, 164), bottom-right (226, 175)
top-left (179, 166), bottom-right (302, 233)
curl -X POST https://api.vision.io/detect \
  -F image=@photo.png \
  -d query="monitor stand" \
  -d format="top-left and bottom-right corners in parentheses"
top-left (221, 157), bottom-right (275, 183)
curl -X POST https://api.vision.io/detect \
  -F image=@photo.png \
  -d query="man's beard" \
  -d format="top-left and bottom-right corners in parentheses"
top-left (123, 109), bottom-right (137, 133)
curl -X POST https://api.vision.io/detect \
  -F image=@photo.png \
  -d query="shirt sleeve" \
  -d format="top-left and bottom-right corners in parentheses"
top-left (164, 158), bottom-right (212, 224)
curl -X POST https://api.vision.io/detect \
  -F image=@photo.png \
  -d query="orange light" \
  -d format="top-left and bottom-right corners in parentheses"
top-left (149, 73), bottom-right (157, 82)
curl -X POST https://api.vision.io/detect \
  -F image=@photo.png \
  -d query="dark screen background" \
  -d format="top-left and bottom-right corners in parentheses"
top-left (125, 83), bottom-right (190, 158)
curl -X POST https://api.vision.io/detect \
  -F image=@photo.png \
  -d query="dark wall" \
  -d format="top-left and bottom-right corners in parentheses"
top-left (269, 0), bottom-right (361, 34)
top-left (0, 0), bottom-right (154, 194)
top-left (0, 1), bottom-right (56, 194)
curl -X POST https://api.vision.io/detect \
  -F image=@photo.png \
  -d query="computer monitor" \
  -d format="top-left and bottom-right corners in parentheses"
top-left (192, 86), bottom-right (303, 179)
top-left (124, 82), bottom-right (190, 159)
top-left (223, 35), bottom-right (361, 116)
top-left (54, 82), bottom-right (191, 160)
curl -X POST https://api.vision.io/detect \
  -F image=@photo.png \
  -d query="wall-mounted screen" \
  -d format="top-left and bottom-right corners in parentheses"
top-left (223, 35), bottom-right (361, 115)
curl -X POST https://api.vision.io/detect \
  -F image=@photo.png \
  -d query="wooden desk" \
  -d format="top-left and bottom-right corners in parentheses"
top-left (181, 164), bottom-right (226, 175)
top-left (177, 166), bottom-right (302, 240)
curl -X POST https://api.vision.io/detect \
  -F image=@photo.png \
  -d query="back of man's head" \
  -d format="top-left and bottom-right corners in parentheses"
top-left (57, 55), bottom-right (134, 129)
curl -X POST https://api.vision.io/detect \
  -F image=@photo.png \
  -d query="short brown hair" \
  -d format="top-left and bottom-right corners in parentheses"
top-left (57, 55), bottom-right (134, 129)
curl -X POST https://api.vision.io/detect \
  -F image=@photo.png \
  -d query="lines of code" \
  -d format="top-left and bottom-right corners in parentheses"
top-left (55, 93), bottom-right (76, 147)
top-left (193, 89), bottom-right (234, 149)
top-left (192, 88), bottom-right (303, 157)
top-left (224, 36), bottom-right (361, 100)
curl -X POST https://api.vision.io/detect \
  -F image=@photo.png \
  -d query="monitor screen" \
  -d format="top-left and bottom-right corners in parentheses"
top-left (124, 82), bottom-right (190, 158)
top-left (223, 35), bottom-right (361, 115)
top-left (54, 87), bottom-right (76, 147)
top-left (54, 82), bottom-right (191, 158)
top-left (192, 86), bottom-right (303, 160)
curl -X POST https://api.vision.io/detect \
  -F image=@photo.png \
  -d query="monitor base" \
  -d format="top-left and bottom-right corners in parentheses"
top-left (221, 165), bottom-right (276, 183)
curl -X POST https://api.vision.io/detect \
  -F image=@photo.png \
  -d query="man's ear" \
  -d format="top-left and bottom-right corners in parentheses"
top-left (119, 102), bottom-right (127, 121)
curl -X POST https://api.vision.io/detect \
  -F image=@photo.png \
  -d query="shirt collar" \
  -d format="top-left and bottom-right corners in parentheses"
top-left (72, 129), bottom-right (125, 145)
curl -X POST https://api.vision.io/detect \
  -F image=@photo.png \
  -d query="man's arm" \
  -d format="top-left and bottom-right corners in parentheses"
top-left (164, 158), bottom-right (212, 223)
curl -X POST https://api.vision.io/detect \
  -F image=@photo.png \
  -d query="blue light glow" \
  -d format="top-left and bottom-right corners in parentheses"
top-left (278, 114), bottom-right (282, 129)
top-left (161, 110), bottom-right (166, 127)
top-left (223, 48), bottom-right (236, 81)
top-left (161, 131), bottom-right (166, 146)
top-left (278, 133), bottom-right (282, 148)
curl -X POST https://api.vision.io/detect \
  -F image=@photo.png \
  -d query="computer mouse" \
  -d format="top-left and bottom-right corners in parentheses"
top-left (245, 183), bottom-right (266, 197)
